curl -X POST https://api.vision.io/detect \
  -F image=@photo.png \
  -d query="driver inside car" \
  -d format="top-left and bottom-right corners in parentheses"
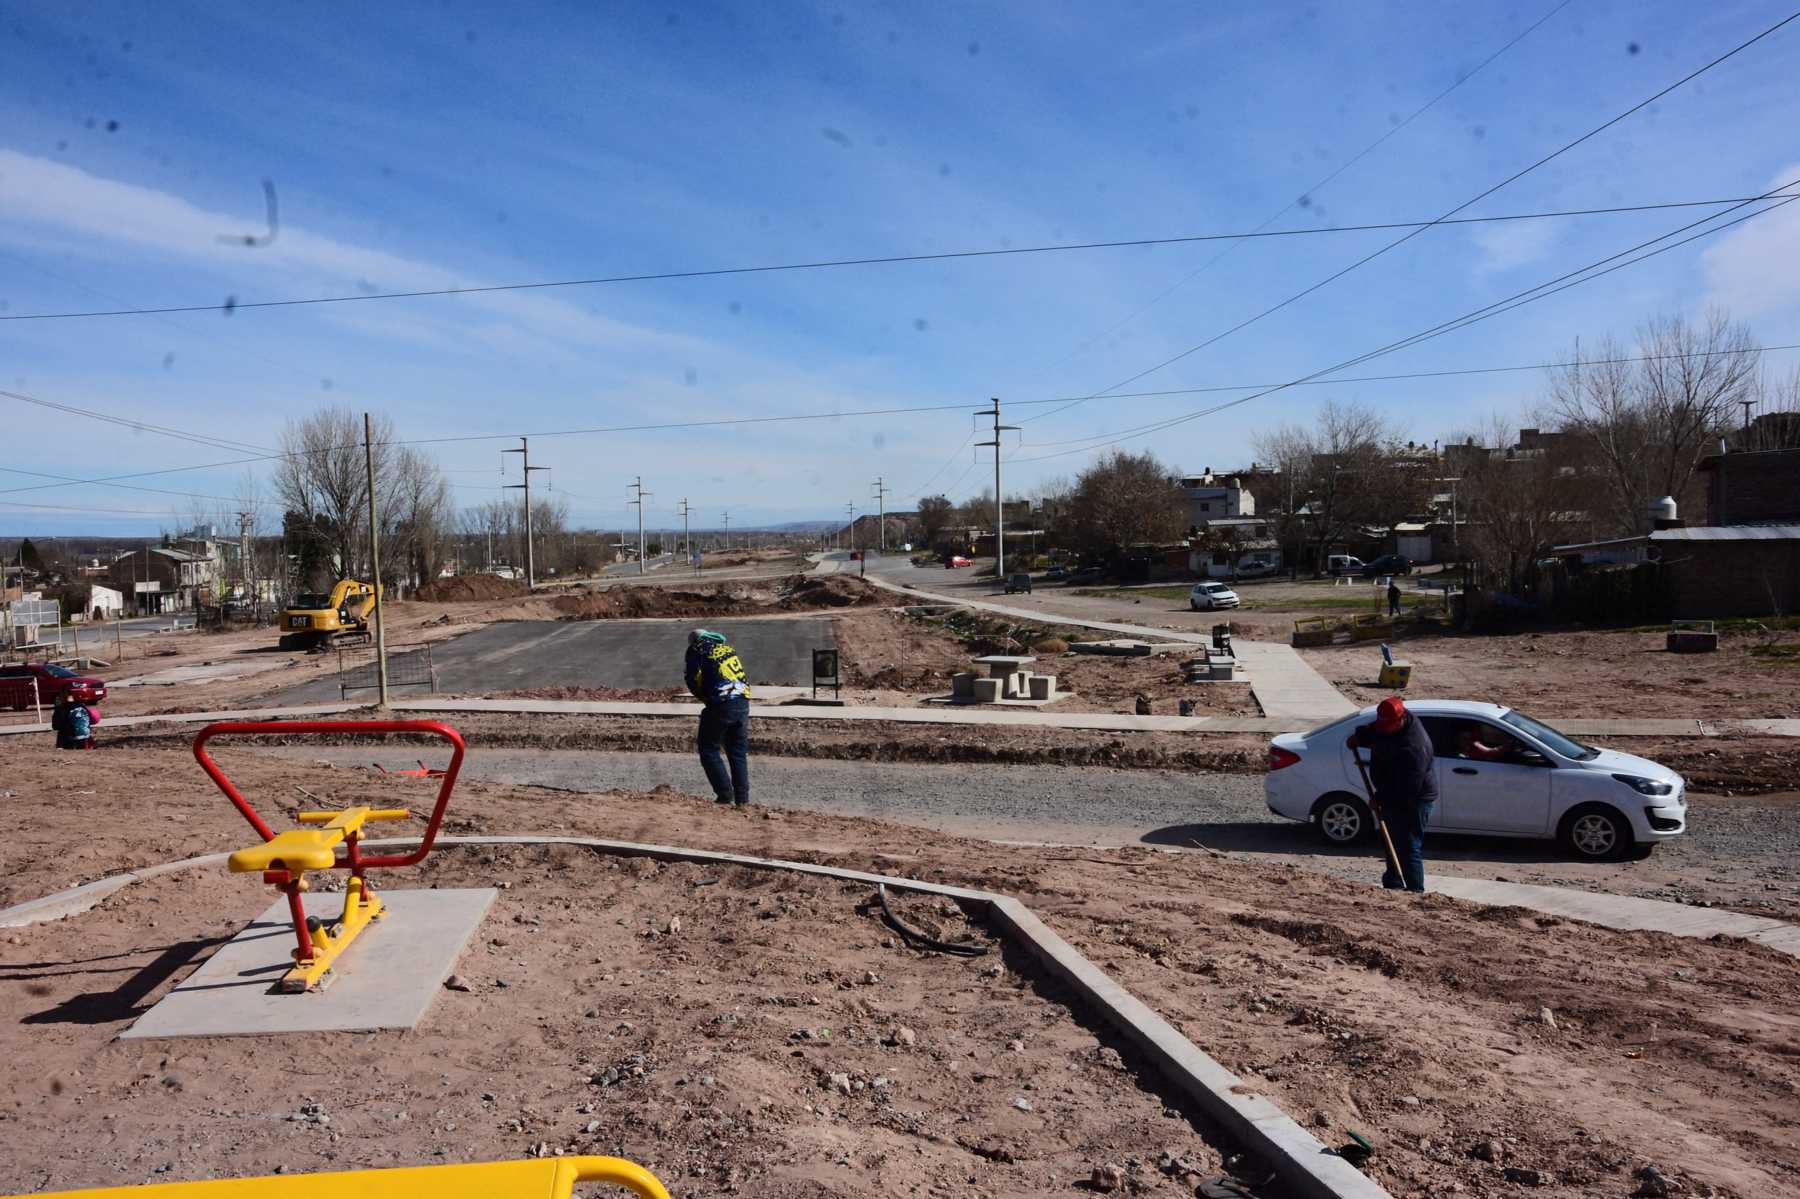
top-left (1456, 723), bottom-right (1515, 762)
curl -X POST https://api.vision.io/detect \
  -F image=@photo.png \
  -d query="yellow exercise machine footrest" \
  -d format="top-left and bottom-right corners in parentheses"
top-left (12, 1155), bottom-right (671, 1199)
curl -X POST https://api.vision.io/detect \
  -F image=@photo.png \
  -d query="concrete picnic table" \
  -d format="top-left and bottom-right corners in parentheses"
top-left (972, 655), bottom-right (1038, 700)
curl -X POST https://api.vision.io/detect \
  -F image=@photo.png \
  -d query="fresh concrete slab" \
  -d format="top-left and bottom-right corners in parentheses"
top-left (122, 887), bottom-right (496, 1039)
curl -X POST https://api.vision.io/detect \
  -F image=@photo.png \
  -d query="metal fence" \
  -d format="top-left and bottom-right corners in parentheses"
top-left (335, 644), bottom-right (437, 700)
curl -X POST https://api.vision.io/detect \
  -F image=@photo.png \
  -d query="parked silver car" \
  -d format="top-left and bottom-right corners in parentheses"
top-left (1189, 582), bottom-right (1240, 610)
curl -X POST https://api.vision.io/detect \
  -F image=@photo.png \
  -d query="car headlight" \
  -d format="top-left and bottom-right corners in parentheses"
top-left (1613, 773), bottom-right (1674, 797)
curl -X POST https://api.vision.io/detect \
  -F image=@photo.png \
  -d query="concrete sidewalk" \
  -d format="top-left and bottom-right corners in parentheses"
top-left (1232, 641), bottom-right (1357, 722)
top-left (1429, 876), bottom-right (1800, 958)
top-left (6, 695), bottom-right (1794, 740)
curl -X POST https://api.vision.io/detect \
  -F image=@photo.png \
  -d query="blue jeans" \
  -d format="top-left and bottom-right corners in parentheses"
top-left (697, 697), bottom-right (750, 804)
top-left (1379, 799), bottom-right (1432, 892)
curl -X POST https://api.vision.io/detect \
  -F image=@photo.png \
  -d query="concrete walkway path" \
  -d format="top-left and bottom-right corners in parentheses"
top-left (1232, 641), bottom-right (1357, 722)
top-left (1428, 876), bottom-right (1800, 958)
top-left (8, 695), bottom-right (1791, 740)
top-left (860, 572), bottom-right (1362, 722)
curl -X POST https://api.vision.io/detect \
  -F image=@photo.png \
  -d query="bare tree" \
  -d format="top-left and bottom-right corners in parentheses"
top-left (1452, 417), bottom-right (1584, 593)
top-left (1254, 400), bottom-right (1415, 572)
top-left (1549, 311), bottom-right (1760, 534)
top-left (385, 446), bottom-right (453, 594)
top-left (1064, 450), bottom-right (1186, 558)
top-left (914, 495), bottom-right (955, 550)
top-left (274, 407), bottom-right (394, 580)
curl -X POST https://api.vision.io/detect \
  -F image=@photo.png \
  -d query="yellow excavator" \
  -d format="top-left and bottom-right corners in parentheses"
top-left (278, 579), bottom-right (379, 650)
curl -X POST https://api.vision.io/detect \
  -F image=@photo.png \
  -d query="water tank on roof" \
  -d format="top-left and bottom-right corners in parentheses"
top-left (1649, 496), bottom-right (1677, 523)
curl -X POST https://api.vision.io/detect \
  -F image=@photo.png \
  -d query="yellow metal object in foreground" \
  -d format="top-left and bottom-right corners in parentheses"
top-left (281, 873), bottom-right (383, 992)
top-left (225, 806), bottom-right (412, 992)
top-left (10, 1155), bottom-right (671, 1199)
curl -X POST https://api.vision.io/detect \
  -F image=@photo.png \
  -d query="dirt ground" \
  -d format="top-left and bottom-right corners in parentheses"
top-left (3, 743), bottom-right (1798, 1197)
top-left (829, 609), bottom-right (1258, 716)
top-left (1302, 625), bottom-right (1800, 723)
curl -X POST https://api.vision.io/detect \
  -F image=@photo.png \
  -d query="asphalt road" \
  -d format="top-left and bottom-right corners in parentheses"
top-left (271, 746), bottom-right (1800, 917)
top-left (263, 616), bottom-right (835, 704)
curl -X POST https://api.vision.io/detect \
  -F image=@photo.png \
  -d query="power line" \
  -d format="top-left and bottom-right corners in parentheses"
top-left (1024, 9), bottom-right (1800, 427)
top-left (0, 387), bottom-right (273, 455)
top-left (1016, 187), bottom-right (1800, 462)
top-left (10, 314), bottom-right (1800, 505)
top-left (1035, 342), bottom-right (1800, 405)
top-left (0, 195), bottom-right (1776, 324)
top-left (0, 464), bottom-right (282, 508)
top-left (1025, 0), bottom-right (1575, 386)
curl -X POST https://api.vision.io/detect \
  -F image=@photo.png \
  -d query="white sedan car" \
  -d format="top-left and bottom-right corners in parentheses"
top-left (1190, 582), bottom-right (1240, 610)
top-left (1264, 700), bottom-right (1687, 860)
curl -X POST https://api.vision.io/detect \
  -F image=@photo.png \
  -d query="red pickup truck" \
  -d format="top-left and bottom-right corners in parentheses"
top-left (0, 662), bottom-right (107, 710)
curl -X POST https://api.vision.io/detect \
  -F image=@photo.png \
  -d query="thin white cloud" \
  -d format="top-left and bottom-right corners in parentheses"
top-left (1470, 218), bottom-right (1556, 275)
top-left (0, 149), bottom-right (701, 355)
top-left (1701, 165), bottom-right (1800, 320)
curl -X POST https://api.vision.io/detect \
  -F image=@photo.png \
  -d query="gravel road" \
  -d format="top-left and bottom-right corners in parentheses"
top-left (285, 747), bottom-right (1800, 919)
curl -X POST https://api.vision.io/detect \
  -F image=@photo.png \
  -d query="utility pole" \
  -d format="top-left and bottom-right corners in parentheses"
top-left (976, 397), bottom-right (1019, 579)
top-left (629, 477), bottom-right (653, 574)
top-left (677, 498), bottom-right (693, 573)
top-left (845, 503), bottom-right (857, 557)
top-left (501, 437), bottom-right (549, 587)
top-left (363, 412), bottom-right (390, 708)
top-left (722, 510), bottom-right (730, 551)
top-left (871, 477), bottom-right (890, 553)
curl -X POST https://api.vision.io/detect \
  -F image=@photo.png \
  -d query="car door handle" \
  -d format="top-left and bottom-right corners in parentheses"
top-left (1452, 766), bottom-right (1478, 775)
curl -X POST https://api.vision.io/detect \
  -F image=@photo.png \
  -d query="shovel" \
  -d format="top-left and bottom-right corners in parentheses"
top-left (1350, 744), bottom-right (1407, 885)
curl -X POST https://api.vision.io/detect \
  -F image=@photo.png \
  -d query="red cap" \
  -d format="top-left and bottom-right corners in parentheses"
top-left (1373, 696), bottom-right (1406, 733)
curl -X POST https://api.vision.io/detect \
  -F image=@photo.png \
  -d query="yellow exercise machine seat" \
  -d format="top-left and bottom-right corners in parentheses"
top-left (11, 1155), bottom-right (670, 1199)
top-left (226, 808), bottom-right (410, 874)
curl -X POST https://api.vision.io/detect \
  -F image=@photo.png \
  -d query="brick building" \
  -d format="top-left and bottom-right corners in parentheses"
top-left (1697, 446), bottom-right (1800, 526)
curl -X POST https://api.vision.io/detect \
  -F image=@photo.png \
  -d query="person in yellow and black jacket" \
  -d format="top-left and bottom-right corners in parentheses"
top-left (685, 629), bottom-right (751, 806)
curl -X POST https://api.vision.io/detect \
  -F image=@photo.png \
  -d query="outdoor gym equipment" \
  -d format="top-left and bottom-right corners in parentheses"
top-left (10, 1155), bottom-right (670, 1198)
top-left (193, 719), bottom-right (466, 994)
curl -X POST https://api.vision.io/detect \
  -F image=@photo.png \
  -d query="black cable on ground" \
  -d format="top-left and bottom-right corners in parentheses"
top-left (876, 883), bottom-right (991, 957)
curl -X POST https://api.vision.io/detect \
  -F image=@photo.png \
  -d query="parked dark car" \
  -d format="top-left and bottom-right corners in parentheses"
top-left (1043, 565), bottom-right (1069, 580)
top-left (0, 662), bottom-right (107, 710)
top-left (1004, 572), bottom-right (1033, 594)
top-left (1360, 554), bottom-right (1414, 577)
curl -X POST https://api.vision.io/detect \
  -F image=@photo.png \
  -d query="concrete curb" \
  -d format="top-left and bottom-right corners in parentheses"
top-left (0, 833), bottom-right (1392, 1199)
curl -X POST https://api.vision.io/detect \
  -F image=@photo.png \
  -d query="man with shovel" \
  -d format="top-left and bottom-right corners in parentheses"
top-left (1347, 696), bottom-right (1437, 892)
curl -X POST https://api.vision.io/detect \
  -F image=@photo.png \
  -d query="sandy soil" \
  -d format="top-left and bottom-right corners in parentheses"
top-left (3, 744), bottom-right (1797, 1197)
top-left (1302, 626), bottom-right (1800, 723)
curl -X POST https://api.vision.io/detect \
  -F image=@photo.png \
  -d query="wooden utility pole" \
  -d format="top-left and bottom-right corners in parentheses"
top-left (363, 413), bottom-right (390, 707)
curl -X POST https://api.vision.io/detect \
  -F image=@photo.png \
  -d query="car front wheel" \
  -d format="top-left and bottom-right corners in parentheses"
top-left (1558, 804), bottom-right (1633, 861)
top-left (1314, 794), bottom-right (1372, 846)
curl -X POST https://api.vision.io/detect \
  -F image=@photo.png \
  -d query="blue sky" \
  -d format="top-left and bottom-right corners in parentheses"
top-left (2, 0), bottom-right (1798, 535)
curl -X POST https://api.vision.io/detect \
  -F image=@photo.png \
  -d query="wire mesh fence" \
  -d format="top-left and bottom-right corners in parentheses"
top-left (336, 644), bottom-right (437, 700)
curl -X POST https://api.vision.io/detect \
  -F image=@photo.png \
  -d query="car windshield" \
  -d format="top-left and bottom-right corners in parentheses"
top-left (1501, 710), bottom-right (1597, 760)
top-left (45, 664), bottom-right (78, 678)
top-left (291, 593), bottom-right (330, 608)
